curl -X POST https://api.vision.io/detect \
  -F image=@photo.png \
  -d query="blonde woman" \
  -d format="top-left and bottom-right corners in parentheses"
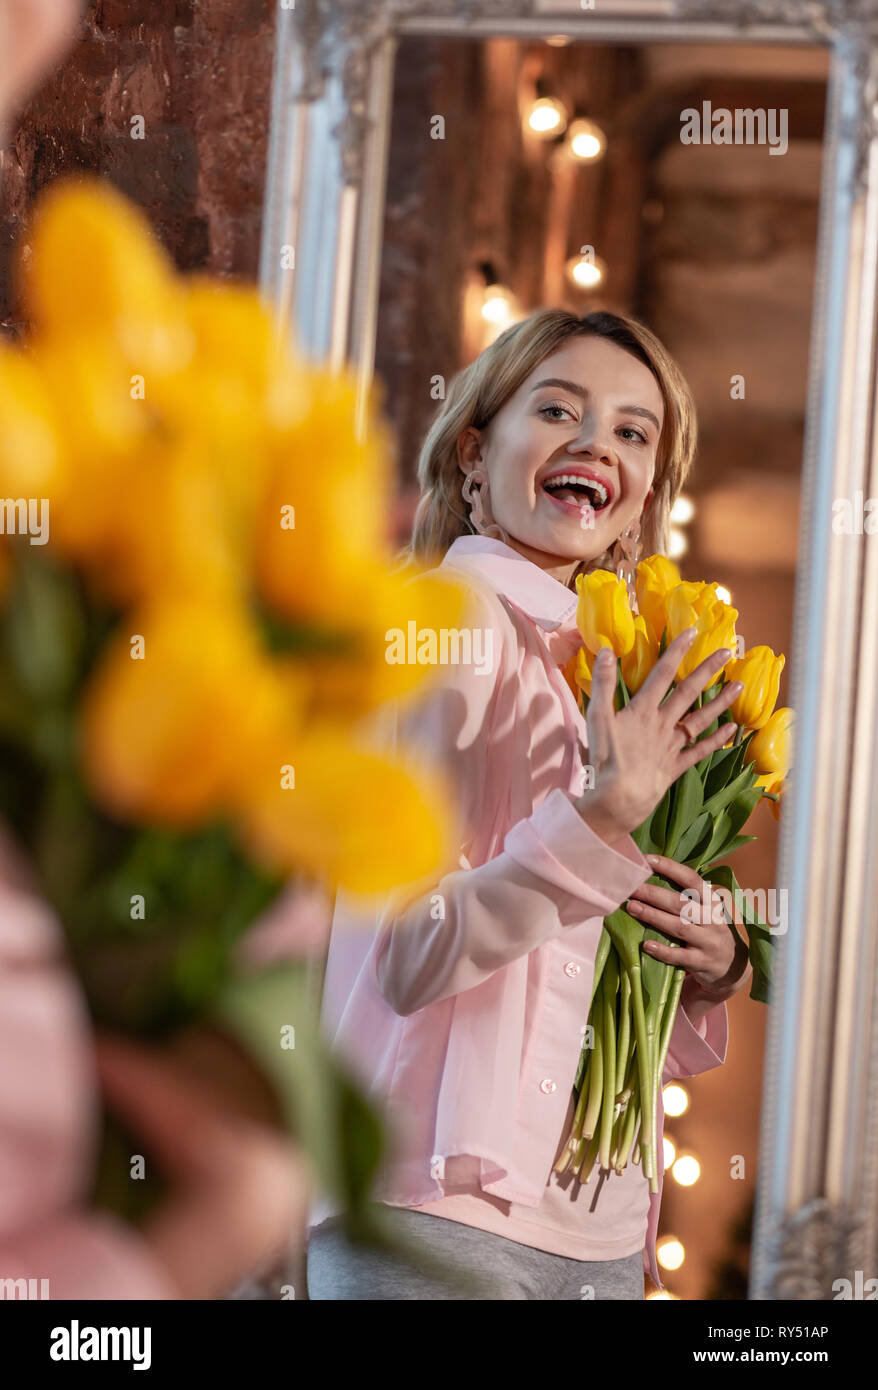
top-left (306, 308), bottom-right (751, 1301)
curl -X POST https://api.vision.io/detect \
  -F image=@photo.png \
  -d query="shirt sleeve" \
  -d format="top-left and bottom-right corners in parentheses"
top-left (372, 788), bottom-right (655, 1016)
top-left (363, 570), bottom-right (653, 1017)
top-left (661, 995), bottom-right (729, 1084)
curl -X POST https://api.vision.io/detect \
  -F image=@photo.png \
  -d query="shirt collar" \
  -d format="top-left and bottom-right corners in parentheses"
top-left (440, 535), bottom-right (584, 665)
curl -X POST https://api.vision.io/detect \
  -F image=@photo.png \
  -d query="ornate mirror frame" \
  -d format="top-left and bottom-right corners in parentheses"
top-left (260, 0), bottom-right (878, 1300)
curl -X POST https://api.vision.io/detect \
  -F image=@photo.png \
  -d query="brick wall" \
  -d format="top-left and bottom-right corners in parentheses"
top-left (0, 0), bottom-right (276, 335)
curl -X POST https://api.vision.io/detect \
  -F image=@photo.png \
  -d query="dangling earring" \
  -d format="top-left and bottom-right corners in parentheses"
top-left (613, 517), bottom-right (641, 613)
top-left (461, 467), bottom-right (511, 545)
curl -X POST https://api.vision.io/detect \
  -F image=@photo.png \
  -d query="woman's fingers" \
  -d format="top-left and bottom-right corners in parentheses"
top-left (664, 649), bottom-right (737, 723)
top-left (676, 718), bottom-right (737, 774)
top-left (584, 648), bottom-right (617, 768)
top-left (635, 628), bottom-right (701, 708)
top-left (671, 680), bottom-right (740, 741)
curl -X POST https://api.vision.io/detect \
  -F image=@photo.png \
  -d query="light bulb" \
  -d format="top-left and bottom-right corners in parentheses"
top-left (662, 1083), bottom-right (689, 1117)
top-left (567, 118), bottom-right (607, 162)
top-left (566, 252), bottom-right (606, 290)
top-left (672, 1154), bottom-right (702, 1187)
top-left (668, 526), bottom-right (688, 559)
top-left (657, 1237), bottom-right (685, 1271)
top-left (527, 96), bottom-right (568, 137)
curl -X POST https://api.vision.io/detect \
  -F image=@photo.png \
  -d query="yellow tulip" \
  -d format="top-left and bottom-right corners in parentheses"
top-left (575, 569), bottom-right (636, 658)
top-left (80, 597), bottom-right (305, 828)
top-left (232, 720), bottom-right (459, 898)
top-left (255, 369), bottom-right (396, 627)
top-left (22, 176), bottom-right (192, 378)
top-left (746, 707), bottom-right (793, 779)
top-left (723, 646), bottom-right (785, 730)
top-left (635, 553), bottom-right (682, 648)
top-left (620, 613), bottom-right (659, 694)
top-left (754, 774), bottom-right (785, 823)
top-left (303, 564), bottom-right (471, 718)
top-left (571, 645), bottom-right (592, 699)
top-left (0, 345), bottom-right (63, 498)
top-left (665, 580), bottom-right (738, 687)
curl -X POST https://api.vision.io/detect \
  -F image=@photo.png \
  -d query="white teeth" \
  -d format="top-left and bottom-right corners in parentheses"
top-left (543, 474), bottom-right (609, 505)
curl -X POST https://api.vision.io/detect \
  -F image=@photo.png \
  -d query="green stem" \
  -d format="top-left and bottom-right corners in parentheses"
top-left (581, 988), bottom-right (605, 1142)
top-left (627, 960), bottom-right (657, 1188)
top-left (614, 969), bottom-right (631, 1096)
top-left (654, 965), bottom-right (686, 1098)
top-left (599, 954), bottom-right (618, 1171)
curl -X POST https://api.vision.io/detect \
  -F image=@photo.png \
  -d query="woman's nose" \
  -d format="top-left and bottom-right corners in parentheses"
top-left (567, 423), bottom-right (617, 462)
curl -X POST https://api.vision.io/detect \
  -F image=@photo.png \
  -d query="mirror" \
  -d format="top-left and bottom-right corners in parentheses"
top-left (269, 0), bottom-right (877, 1304)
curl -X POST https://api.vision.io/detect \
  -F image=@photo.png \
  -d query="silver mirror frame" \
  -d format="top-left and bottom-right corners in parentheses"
top-left (261, 0), bottom-right (878, 1300)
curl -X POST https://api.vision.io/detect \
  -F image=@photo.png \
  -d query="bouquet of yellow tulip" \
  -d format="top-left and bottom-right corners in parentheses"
top-left (0, 176), bottom-right (468, 1244)
top-left (554, 556), bottom-right (792, 1194)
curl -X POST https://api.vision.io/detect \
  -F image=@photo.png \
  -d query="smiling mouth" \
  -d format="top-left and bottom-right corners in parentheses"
top-left (541, 476), bottom-right (612, 514)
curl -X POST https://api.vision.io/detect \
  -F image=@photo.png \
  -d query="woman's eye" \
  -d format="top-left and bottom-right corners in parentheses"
top-left (539, 403), bottom-right (575, 421)
top-left (618, 426), bottom-right (648, 445)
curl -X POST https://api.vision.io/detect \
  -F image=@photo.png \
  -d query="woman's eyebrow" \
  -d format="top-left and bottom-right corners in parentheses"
top-left (530, 377), bottom-right (661, 432)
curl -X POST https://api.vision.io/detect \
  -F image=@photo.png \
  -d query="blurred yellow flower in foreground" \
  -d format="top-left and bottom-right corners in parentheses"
top-left (0, 175), bottom-right (470, 896)
top-left (232, 722), bottom-right (459, 899)
top-left (80, 597), bottom-right (302, 828)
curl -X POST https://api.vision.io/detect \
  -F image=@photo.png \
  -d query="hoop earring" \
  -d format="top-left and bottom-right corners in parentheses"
top-left (461, 468), bottom-right (511, 545)
top-left (612, 518), bottom-right (641, 613)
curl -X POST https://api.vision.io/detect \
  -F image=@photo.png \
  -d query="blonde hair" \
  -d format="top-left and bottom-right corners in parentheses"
top-left (401, 307), bottom-right (697, 591)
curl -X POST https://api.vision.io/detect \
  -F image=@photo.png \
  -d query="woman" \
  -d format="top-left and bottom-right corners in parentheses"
top-left (306, 308), bottom-right (752, 1301)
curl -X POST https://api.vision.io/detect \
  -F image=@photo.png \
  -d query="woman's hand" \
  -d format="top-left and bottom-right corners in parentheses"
top-left (93, 1032), bottom-right (311, 1300)
top-left (575, 628), bottom-right (744, 841)
top-left (625, 853), bottom-right (752, 1002)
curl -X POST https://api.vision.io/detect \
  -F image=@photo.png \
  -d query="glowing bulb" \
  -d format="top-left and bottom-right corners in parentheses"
top-left (481, 285), bottom-right (516, 327)
top-left (662, 1084), bottom-right (689, 1117)
top-left (647, 1290), bottom-right (680, 1300)
top-left (668, 526), bottom-right (688, 560)
top-left (663, 1137), bottom-right (676, 1168)
top-left (566, 252), bottom-right (606, 290)
top-left (527, 96), bottom-right (568, 137)
top-left (567, 118), bottom-right (607, 162)
top-left (672, 1154), bottom-right (702, 1187)
top-left (715, 584), bottom-right (732, 605)
top-left (670, 494), bottom-right (694, 524)
top-left (657, 1237), bottom-right (685, 1271)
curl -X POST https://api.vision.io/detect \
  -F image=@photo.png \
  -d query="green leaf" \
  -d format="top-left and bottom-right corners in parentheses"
top-left (665, 764), bottom-right (704, 856)
top-left (699, 833), bottom-right (756, 868)
top-left (675, 810), bottom-right (711, 862)
top-left (700, 764), bottom-right (758, 822)
top-left (707, 864), bottom-right (775, 1003)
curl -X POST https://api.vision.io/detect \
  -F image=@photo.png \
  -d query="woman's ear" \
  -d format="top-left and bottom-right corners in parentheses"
top-left (457, 426), bottom-right (482, 475)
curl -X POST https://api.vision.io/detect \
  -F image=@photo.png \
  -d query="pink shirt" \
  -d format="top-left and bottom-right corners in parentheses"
top-left (309, 535), bottom-right (728, 1292)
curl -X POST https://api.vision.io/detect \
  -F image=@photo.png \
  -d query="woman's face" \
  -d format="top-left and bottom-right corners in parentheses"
top-left (457, 335), bottom-right (665, 582)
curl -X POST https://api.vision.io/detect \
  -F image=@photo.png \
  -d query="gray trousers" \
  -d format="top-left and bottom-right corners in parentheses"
top-left (306, 1207), bottom-right (645, 1301)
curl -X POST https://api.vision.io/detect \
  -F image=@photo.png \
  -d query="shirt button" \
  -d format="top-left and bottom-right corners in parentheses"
top-left (564, 961), bottom-right (581, 978)
top-left (539, 1078), bottom-right (557, 1094)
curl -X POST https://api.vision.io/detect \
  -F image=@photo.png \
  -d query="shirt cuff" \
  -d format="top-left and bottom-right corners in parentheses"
top-left (663, 996), bottom-right (729, 1081)
top-left (504, 788), bottom-right (653, 917)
